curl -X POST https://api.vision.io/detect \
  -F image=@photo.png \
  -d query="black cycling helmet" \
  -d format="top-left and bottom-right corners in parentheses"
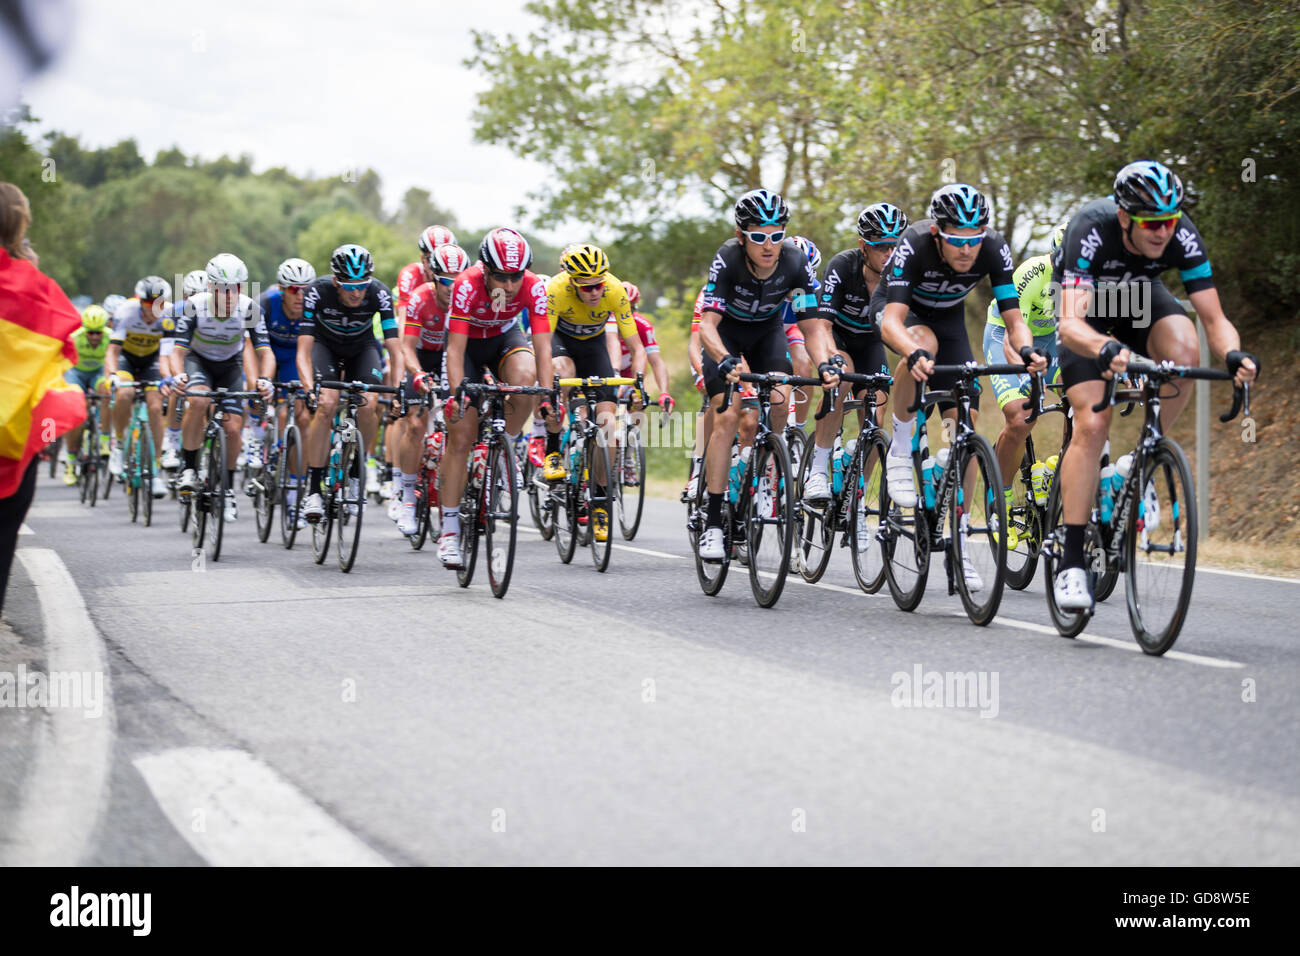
top-left (928, 184), bottom-right (990, 229)
top-left (330, 243), bottom-right (374, 281)
top-left (734, 188), bottom-right (790, 229)
top-left (856, 202), bottom-right (909, 242)
top-left (1113, 160), bottom-right (1184, 217)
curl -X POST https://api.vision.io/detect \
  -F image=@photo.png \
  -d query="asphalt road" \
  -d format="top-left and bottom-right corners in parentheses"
top-left (2, 469), bottom-right (1298, 865)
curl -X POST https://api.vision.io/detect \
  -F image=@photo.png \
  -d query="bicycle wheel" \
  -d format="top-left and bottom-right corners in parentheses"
top-left (484, 442), bottom-right (518, 597)
top-left (126, 427), bottom-right (140, 523)
top-left (552, 437), bottom-right (578, 564)
top-left (586, 435), bottom-right (613, 573)
top-left (457, 467), bottom-right (481, 587)
top-left (794, 442), bottom-right (833, 583)
top-left (1041, 470), bottom-right (1093, 638)
top-left (1124, 438), bottom-right (1197, 655)
top-left (785, 427), bottom-right (809, 491)
top-left (848, 431), bottom-right (888, 594)
top-left (336, 439), bottom-right (365, 573)
top-left (1004, 448), bottom-right (1041, 591)
top-left (617, 425), bottom-right (647, 540)
top-left (690, 457), bottom-right (729, 596)
top-left (882, 451), bottom-right (931, 612)
top-left (949, 434), bottom-right (1006, 626)
top-left (178, 484), bottom-right (191, 533)
top-left (254, 448), bottom-right (275, 544)
top-left (278, 424), bottom-right (302, 550)
top-left (205, 429), bottom-right (226, 562)
top-left (140, 430), bottom-right (155, 527)
top-left (746, 434), bottom-right (794, 608)
top-left (311, 488), bottom-right (333, 565)
top-left (1093, 547), bottom-right (1121, 603)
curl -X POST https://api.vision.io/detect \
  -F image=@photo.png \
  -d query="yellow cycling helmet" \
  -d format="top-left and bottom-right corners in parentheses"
top-left (81, 305), bottom-right (109, 331)
top-left (560, 243), bottom-right (610, 283)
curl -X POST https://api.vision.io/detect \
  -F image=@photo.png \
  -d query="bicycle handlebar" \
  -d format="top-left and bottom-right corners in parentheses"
top-left (906, 361), bottom-right (1030, 414)
top-left (720, 371), bottom-right (824, 413)
top-left (1089, 358), bottom-right (1249, 422)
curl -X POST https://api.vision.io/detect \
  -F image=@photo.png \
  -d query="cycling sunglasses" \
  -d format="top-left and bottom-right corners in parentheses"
top-left (938, 230), bottom-right (986, 248)
top-left (742, 229), bottom-right (786, 245)
top-left (488, 269), bottom-right (526, 282)
top-left (337, 279), bottom-right (370, 291)
top-left (434, 274), bottom-right (458, 287)
top-left (574, 281), bottom-right (605, 293)
top-left (282, 284), bottom-right (306, 294)
top-left (1130, 211), bottom-right (1182, 231)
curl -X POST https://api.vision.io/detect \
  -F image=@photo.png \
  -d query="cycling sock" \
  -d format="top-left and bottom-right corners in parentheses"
top-left (706, 491), bottom-right (723, 527)
top-left (890, 416), bottom-right (913, 457)
top-left (1061, 524), bottom-right (1086, 571)
top-left (401, 473), bottom-right (417, 498)
top-left (166, 427), bottom-right (180, 445)
top-left (546, 432), bottom-right (560, 454)
top-left (530, 419), bottom-right (546, 438)
top-left (310, 467), bottom-right (324, 494)
top-left (393, 467), bottom-right (404, 489)
top-left (1004, 486), bottom-right (1014, 506)
top-left (183, 448), bottom-right (198, 470)
top-left (442, 507), bottom-right (460, 534)
top-left (811, 444), bottom-right (831, 474)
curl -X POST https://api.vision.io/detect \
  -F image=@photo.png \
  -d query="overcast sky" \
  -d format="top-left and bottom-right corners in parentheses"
top-left (19, 0), bottom-right (560, 240)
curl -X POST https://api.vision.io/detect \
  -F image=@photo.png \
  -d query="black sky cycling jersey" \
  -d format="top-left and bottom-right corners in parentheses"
top-left (1052, 197), bottom-right (1215, 298)
top-left (882, 219), bottom-right (1019, 320)
top-left (700, 237), bottom-right (818, 324)
top-left (817, 248), bottom-right (884, 333)
top-left (300, 276), bottom-right (397, 344)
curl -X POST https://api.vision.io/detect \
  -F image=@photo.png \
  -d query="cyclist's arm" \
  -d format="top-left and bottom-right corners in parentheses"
top-left (604, 324), bottom-right (622, 374)
top-left (444, 331), bottom-right (466, 393)
top-left (878, 301), bottom-right (915, 358)
top-left (646, 348), bottom-right (670, 396)
top-left (532, 329), bottom-right (554, 387)
top-left (1187, 286), bottom-right (1248, 370)
top-left (383, 337), bottom-right (403, 388)
top-left (104, 342), bottom-right (121, 379)
top-left (1057, 286), bottom-right (1116, 362)
top-left (400, 329), bottom-right (421, 378)
top-left (622, 330), bottom-right (646, 378)
top-left (689, 326), bottom-right (703, 380)
top-left (698, 310), bottom-right (728, 364)
top-left (296, 334), bottom-right (315, 392)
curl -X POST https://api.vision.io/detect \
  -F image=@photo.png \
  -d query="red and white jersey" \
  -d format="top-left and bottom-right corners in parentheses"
top-left (395, 261), bottom-right (426, 314)
top-left (404, 281), bottom-right (449, 350)
top-left (447, 263), bottom-right (549, 339)
top-left (613, 312), bottom-right (659, 375)
top-left (690, 286), bottom-right (707, 334)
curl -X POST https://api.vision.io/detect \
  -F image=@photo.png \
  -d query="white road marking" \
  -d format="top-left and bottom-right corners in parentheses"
top-left (18, 523), bottom-right (33, 535)
top-left (133, 747), bottom-right (392, 867)
top-left (1, 549), bottom-right (113, 866)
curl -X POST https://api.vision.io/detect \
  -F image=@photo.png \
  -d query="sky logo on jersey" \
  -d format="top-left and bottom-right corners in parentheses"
top-left (890, 237), bottom-right (915, 277)
top-left (1176, 227), bottom-right (1201, 259)
top-left (1077, 226), bottom-right (1103, 269)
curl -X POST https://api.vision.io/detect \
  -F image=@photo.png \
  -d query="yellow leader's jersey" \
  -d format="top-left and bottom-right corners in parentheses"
top-left (546, 273), bottom-right (636, 340)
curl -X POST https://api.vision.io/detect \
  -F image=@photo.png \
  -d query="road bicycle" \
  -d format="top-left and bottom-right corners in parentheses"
top-left (880, 361), bottom-right (1026, 626)
top-left (75, 392), bottom-right (109, 508)
top-left (451, 378), bottom-right (553, 596)
top-left (180, 387), bottom-right (263, 563)
top-left (1041, 358), bottom-right (1249, 654)
top-left (308, 380), bottom-right (401, 573)
top-left (115, 379), bottom-right (158, 527)
top-left (608, 386), bottom-right (665, 541)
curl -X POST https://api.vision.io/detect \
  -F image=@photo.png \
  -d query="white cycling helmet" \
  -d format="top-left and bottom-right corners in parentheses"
top-left (102, 293), bottom-right (127, 316)
top-left (206, 252), bottom-right (249, 286)
top-left (277, 257), bottom-right (316, 287)
top-left (134, 275), bottom-right (172, 300)
top-left (182, 269), bottom-right (207, 297)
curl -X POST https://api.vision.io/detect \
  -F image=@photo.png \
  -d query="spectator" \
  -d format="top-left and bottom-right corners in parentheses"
top-left (0, 182), bottom-right (83, 616)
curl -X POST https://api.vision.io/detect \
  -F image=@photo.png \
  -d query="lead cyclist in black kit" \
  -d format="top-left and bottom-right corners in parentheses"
top-left (696, 188), bottom-right (838, 560)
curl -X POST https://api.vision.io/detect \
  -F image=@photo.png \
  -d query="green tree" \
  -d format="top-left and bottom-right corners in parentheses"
top-left (296, 208), bottom-right (411, 288)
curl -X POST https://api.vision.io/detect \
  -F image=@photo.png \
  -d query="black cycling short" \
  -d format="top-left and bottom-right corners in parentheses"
top-left (904, 313), bottom-right (980, 415)
top-left (701, 317), bottom-right (792, 398)
top-left (461, 326), bottom-right (533, 385)
top-left (120, 351), bottom-right (162, 384)
top-left (1058, 281), bottom-right (1186, 391)
top-left (552, 331), bottom-right (617, 403)
top-left (401, 347), bottom-right (445, 403)
top-left (312, 336), bottom-right (384, 387)
top-left (184, 352), bottom-right (245, 415)
top-left (832, 325), bottom-right (889, 391)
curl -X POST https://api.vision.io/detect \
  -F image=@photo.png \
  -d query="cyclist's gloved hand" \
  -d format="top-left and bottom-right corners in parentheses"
top-left (659, 392), bottom-right (674, 415)
top-left (717, 354), bottom-right (741, 380)
top-left (1096, 339), bottom-right (1125, 375)
top-left (443, 397), bottom-right (459, 420)
top-left (1225, 349), bottom-right (1259, 385)
top-left (817, 360), bottom-right (841, 385)
top-left (173, 372), bottom-right (188, 388)
top-left (1018, 345), bottom-right (1047, 372)
top-left (692, 371), bottom-right (705, 394)
top-left (256, 377), bottom-right (273, 402)
top-left (906, 348), bottom-right (934, 381)
top-left (412, 371), bottom-right (434, 395)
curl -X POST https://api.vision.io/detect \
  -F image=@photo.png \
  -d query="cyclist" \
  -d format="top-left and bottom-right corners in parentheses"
top-left (160, 269), bottom-right (207, 470)
top-left (61, 305), bottom-right (111, 484)
top-left (104, 275), bottom-right (173, 497)
top-left (396, 242), bottom-right (471, 536)
top-left (391, 225), bottom-right (457, 507)
top-left (437, 227), bottom-right (550, 568)
top-left (297, 244), bottom-right (402, 523)
top-left (1051, 160), bottom-right (1258, 609)
top-left (803, 202), bottom-right (909, 504)
top-left (538, 244), bottom-right (647, 544)
top-left (784, 235), bottom-right (822, 430)
top-left (873, 184), bottom-right (1045, 591)
top-left (173, 254), bottom-right (274, 522)
top-left (982, 220), bottom-right (1069, 514)
top-left (696, 188), bottom-right (833, 561)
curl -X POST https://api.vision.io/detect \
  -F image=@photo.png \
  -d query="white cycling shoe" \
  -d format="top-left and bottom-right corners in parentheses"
top-left (1054, 566), bottom-right (1091, 610)
top-left (397, 502), bottom-right (419, 536)
top-left (802, 470), bottom-right (831, 503)
top-left (699, 527), bottom-right (725, 561)
top-left (301, 492), bottom-right (325, 522)
top-left (160, 447), bottom-right (181, 470)
top-left (437, 531), bottom-right (462, 568)
top-left (885, 452), bottom-right (917, 507)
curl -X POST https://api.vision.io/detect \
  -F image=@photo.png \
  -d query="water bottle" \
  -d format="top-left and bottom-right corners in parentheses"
top-left (1099, 463), bottom-right (1116, 524)
top-left (921, 454), bottom-right (936, 509)
top-left (1112, 453), bottom-right (1133, 502)
top-left (844, 438), bottom-right (860, 490)
top-left (1030, 460), bottom-right (1048, 504)
top-left (933, 447), bottom-right (950, 486)
top-left (728, 446), bottom-right (749, 504)
top-left (471, 444), bottom-right (487, 487)
top-left (831, 435), bottom-right (844, 495)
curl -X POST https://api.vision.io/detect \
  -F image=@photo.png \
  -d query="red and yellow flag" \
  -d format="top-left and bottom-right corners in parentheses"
top-left (0, 249), bottom-right (86, 497)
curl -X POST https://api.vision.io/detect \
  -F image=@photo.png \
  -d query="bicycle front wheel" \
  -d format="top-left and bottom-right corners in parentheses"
top-left (205, 430), bottom-right (227, 563)
top-left (883, 452), bottom-right (930, 612)
top-left (484, 442), bottom-right (519, 597)
top-left (335, 439), bottom-right (365, 573)
top-left (141, 431), bottom-right (155, 528)
top-left (949, 433), bottom-right (1006, 626)
top-left (848, 432), bottom-right (888, 594)
top-left (1125, 438), bottom-right (1197, 655)
top-left (690, 459), bottom-right (729, 596)
top-left (617, 425), bottom-right (646, 540)
top-left (457, 467), bottom-right (481, 588)
top-left (1041, 470), bottom-right (1093, 638)
top-left (1004, 448), bottom-right (1040, 591)
top-left (278, 424), bottom-right (302, 550)
top-left (586, 435), bottom-right (613, 573)
top-left (794, 441), bottom-right (832, 583)
top-left (746, 434), bottom-right (794, 608)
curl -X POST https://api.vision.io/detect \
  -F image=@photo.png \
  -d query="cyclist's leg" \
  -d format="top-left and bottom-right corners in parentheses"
top-left (1138, 283), bottom-right (1198, 430)
top-left (135, 355), bottom-right (166, 462)
top-left (744, 319), bottom-right (792, 434)
top-left (307, 341), bottom-right (343, 493)
top-left (787, 329), bottom-right (812, 428)
top-left (179, 352), bottom-right (213, 477)
top-left (495, 327), bottom-right (538, 436)
top-left (547, 334), bottom-right (578, 461)
top-left (985, 321), bottom-right (1035, 494)
top-left (1057, 344), bottom-right (1114, 571)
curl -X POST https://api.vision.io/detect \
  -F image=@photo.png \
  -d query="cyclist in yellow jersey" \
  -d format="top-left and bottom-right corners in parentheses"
top-left (61, 305), bottom-right (112, 484)
top-left (104, 275), bottom-right (172, 496)
top-left (540, 244), bottom-right (647, 542)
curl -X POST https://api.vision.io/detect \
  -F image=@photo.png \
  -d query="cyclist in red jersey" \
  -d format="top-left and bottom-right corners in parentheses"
top-left (437, 227), bottom-right (551, 568)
